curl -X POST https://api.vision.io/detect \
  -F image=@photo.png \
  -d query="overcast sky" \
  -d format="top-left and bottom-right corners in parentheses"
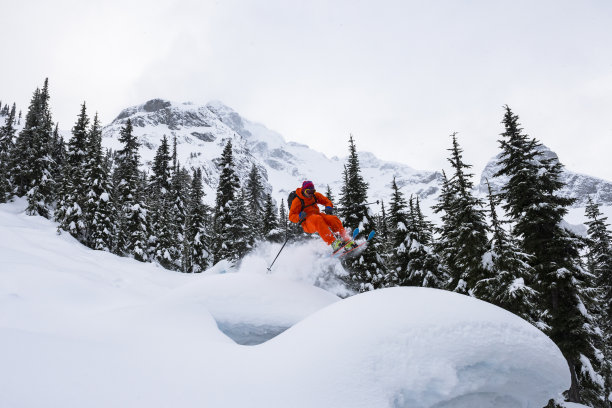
top-left (2, 0), bottom-right (611, 180)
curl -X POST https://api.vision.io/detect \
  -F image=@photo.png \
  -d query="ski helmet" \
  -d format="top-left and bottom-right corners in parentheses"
top-left (302, 180), bottom-right (315, 196)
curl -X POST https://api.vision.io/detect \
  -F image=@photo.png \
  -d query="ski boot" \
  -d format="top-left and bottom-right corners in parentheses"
top-left (331, 238), bottom-right (345, 252)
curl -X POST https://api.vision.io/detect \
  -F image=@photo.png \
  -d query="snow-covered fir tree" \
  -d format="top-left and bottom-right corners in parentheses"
top-left (212, 140), bottom-right (241, 264)
top-left (56, 102), bottom-right (90, 241)
top-left (472, 180), bottom-right (538, 324)
top-left (0, 102), bottom-right (17, 203)
top-left (339, 135), bottom-right (386, 292)
top-left (83, 113), bottom-right (114, 251)
top-left (495, 106), bottom-right (605, 406)
top-left (325, 184), bottom-right (335, 204)
top-left (11, 79), bottom-right (55, 217)
top-left (376, 200), bottom-right (392, 260)
top-left (230, 188), bottom-right (255, 261)
top-left (385, 177), bottom-right (411, 286)
top-left (584, 197), bottom-right (612, 404)
top-left (170, 162), bottom-right (191, 270)
top-left (405, 195), bottom-right (443, 288)
top-left (434, 133), bottom-right (490, 295)
top-left (48, 124), bottom-right (65, 204)
top-left (148, 135), bottom-right (177, 269)
top-left (113, 119), bottom-right (149, 262)
top-left (244, 164), bottom-right (265, 240)
top-left (262, 193), bottom-right (282, 242)
top-left (184, 168), bottom-right (211, 273)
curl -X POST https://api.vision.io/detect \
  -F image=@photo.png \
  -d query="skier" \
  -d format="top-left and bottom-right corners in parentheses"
top-left (288, 180), bottom-right (355, 251)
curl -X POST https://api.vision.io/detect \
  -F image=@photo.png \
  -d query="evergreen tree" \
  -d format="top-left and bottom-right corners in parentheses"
top-left (49, 123), bottom-right (65, 203)
top-left (230, 188), bottom-right (255, 261)
top-left (386, 177), bottom-right (411, 286)
top-left (149, 135), bottom-right (176, 268)
top-left (245, 164), bottom-right (265, 239)
top-left (185, 168), bottom-right (211, 272)
top-left (84, 113), bottom-right (114, 251)
top-left (212, 140), bottom-right (241, 264)
top-left (434, 133), bottom-right (490, 294)
top-left (262, 193), bottom-right (282, 242)
top-left (406, 194), bottom-right (443, 288)
top-left (472, 180), bottom-right (538, 323)
top-left (0, 103), bottom-right (17, 202)
top-left (11, 79), bottom-right (56, 217)
top-left (413, 196), bottom-right (434, 247)
top-left (325, 184), bottom-right (335, 204)
top-left (495, 106), bottom-right (605, 405)
top-left (113, 119), bottom-right (149, 261)
top-left (377, 200), bottom-right (392, 261)
top-left (339, 135), bottom-right (386, 292)
top-left (584, 197), bottom-right (612, 405)
top-left (56, 102), bottom-right (90, 240)
top-left (171, 164), bottom-right (191, 270)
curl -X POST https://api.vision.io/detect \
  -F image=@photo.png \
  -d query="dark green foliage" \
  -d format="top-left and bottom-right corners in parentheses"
top-left (11, 79), bottom-right (56, 217)
top-left (325, 184), bottom-right (335, 204)
top-left (339, 135), bottom-right (386, 292)
top-left (433, 134), bottom-right (490, 294)
top-left (230, 189), bottom-right (255, 261)
top-left (212, 140), bottom-right (242, 264)
top-left (113, 119), bottom-right (149, 261)
top-left (185, 168), bottom-right (211, 272)
top-left (386, 178), bottom-right (442, 288)
top-left (495, 106), bottom-right (605, 406)
top-left (171, 164), bottom-right (191, 270)
top-left (84, 113), bottom-right (114, 251)
top-left (56, 102), bottom-right (90, 240)
top-left (0, 103), bottom-right (17, 202)
top-left (149, 135), bottom-right (177, 268)
top-left (472, 180), bottom-right (538, 323)
top-left (245, 164), bottom-right (266, 240)
top-left (262, 193), bottom-right (282, 242)
top-left (584, 198), bottom-right (612, 405)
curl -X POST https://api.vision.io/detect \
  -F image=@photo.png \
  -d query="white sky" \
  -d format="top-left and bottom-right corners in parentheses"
top-left (2, 0), bottom-right (612, 180)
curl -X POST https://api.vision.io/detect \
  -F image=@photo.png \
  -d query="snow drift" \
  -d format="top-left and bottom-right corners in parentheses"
top-left (0, 199), bottom-right (569, 407)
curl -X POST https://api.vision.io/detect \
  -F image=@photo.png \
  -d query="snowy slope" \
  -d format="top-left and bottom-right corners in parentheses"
top-left (0, 199), bottom-right (570, 408)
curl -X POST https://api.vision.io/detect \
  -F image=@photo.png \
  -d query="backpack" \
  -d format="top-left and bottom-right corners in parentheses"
top-left (287, 190), bottom-right (317, 211)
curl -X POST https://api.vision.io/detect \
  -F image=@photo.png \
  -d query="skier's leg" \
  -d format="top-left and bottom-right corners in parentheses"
top-left (305, 214), bottom-right (336, 245)
top-left (321, 214), bottom-right (350, 241)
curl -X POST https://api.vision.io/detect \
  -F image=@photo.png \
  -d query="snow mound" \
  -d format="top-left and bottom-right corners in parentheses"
top-left (236, 287), bottom-right (569, 408)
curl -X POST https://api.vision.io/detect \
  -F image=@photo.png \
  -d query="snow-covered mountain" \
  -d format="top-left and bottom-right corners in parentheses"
top-left (478, 144), bottom-right (612, 207)
top-left (101, 99), bottom-right (441, 207)
top-left (102, 99), bottom-right (612, 216)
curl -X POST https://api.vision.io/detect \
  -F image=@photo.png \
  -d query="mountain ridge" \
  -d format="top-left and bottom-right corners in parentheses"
top-left (96, 98), bottom-right (612, 210)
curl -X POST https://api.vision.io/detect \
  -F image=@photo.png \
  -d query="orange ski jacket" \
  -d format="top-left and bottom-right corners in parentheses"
top-left (288, 188), bottom-right (333, 224)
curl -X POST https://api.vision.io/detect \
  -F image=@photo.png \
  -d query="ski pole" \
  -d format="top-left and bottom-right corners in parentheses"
top-left (267, 220), bottom-right (303, 272)
top-left (333, 200), bottom-right (380, 211)
top-left (267, 235), bottom-right (289, 272)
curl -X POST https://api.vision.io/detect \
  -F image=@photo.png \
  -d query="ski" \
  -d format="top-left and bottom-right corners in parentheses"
top-left (331, 228), bottom-right (360, 255)
top-left (333, 230), bottom-right (375, 260)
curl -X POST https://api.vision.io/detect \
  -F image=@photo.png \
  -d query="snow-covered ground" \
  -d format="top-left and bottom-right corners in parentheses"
top-left (1, 198), bottom-right (571, 407)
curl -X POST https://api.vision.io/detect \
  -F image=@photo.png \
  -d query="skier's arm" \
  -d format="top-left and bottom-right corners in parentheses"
top-left (314, 192), bottom-right (333, 208)
top-left (288, 197), bottom-right (302, 224)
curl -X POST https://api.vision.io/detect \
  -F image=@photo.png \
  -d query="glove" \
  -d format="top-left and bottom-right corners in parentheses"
top-left (325, 206), bottom-right (334, 215)
top-left (299, 211), bottom-right (307, 221)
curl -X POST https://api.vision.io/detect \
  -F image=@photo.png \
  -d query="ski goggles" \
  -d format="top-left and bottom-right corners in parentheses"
top-left (303, 188), bottom-right (315, 196)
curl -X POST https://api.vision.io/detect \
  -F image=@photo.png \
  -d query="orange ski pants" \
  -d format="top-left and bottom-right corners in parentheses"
top-left (302, 213), bottom-right (349, 245)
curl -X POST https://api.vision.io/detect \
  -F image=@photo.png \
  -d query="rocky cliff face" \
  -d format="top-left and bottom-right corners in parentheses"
top-left (101, 99), bottom-right (441, 207)
top-left (478, 145), bottom-right (612, 207)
